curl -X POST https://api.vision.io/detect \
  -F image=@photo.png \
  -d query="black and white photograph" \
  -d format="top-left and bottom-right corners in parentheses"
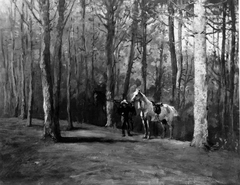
top-left (0, 0), bottom-right (239, 184)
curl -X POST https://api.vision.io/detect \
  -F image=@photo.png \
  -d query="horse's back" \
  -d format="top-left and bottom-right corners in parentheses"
top-left (164, 104), bottom-right (178, 117)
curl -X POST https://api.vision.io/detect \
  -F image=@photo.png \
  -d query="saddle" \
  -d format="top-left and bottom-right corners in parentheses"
top-left (151, 101), bottom-right (163, 115)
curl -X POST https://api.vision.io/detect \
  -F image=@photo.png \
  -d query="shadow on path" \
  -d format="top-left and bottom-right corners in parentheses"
top-left (60, 136), bottom-right (139, 144)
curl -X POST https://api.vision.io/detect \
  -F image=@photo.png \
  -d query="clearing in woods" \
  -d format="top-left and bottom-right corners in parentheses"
top-left (0, 118), bottom-right (239, 185)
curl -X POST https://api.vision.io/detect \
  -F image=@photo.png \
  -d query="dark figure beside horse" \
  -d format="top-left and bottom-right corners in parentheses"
top-left (114, 99), bottom-right (136, 137)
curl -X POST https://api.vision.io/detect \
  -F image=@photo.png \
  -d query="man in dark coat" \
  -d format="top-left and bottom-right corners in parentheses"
top-left (118, 99), bottom-right (132, 137)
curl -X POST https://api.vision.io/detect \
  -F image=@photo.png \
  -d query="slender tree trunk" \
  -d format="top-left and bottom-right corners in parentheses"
top-left (123, 0), bottom-right (138, 96)
top-left (81, 0), bottom-right (88, 96)
top-left (155, 27), bottom-right (165, 102)
top-left (228, 0), bottom-right (236, 138)
top-left (91, 11), bottom-right (95, 86)
top-left (67, 31), bottom-right (73, 130)
top-left (220, 1), bottom-right (227, 136)
top-left (10, 2), bottom-right (19, 117)
top-left (141, 0), bottom-right (147, 94)
top-left (181, 40), bottom-right (189, 108)
top-left (66, 54), bottom-right (73, 129)
top-left (81, 0), bottom-right (89, 123)
top-left (176, 0), bottom-right (183, 108)
top-left (40, 0), bottom-right (60, 141)
top-left (190, 0), bottom-right (208, 148)
top-left (1, 31), bottom-right (9, 116)
top-left (168, 0), bottom-right (177, 105)
top-left (20, 2), bottom-right (27, 119)
top-left (75, 25), bottom-right (81, 124)
top-left (27, 15), bottom-right (34, 127)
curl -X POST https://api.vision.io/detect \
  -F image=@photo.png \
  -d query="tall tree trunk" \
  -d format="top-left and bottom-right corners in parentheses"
top-left (75, 25), bottom-right (81, 124)
top-left (105, 0), bottom-right (117, 127)
top-left (81, 0), bottom-right (89, 123)
top-left (66, 54), bottom-right (73, 129)
top-left (0, 31), bottom-right (9, 116)
top-left (190, 0), bottom-right (208, 148)
top-left (20, 2), bottom-right (27, 119)
top-left (67, 31), bottom-right (73, 130)
top-left (27, 15), bottom-right (34, 127)
top-left (176, 0), bottom-right (183, 108)
top-left (91, 10), bottom-right (96, 86)
top-left (53, 0), bottom-right (66, 130)
top-left (81, 0), bottom-right (88, 95)
top-left (168, 1), bottom-right (177, 105)
top-left (10, 1), bottom-right (19, 117)
top-left (220, 1), bottom-right (227, 136)
top-left (155, 27), bottom-right (165, 102)
top-left (228, 0), bottom-right (236, 138)
top-left (141, 0), bottom-right (147, 94)
top-left (123, 0), bottom-right (138, 96)
top-left (39, 0), bottom-right (60, 141)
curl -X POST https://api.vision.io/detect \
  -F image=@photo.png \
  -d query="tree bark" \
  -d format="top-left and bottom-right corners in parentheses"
top-left (52, 0), bottom-right (66, 131)
top-left (81, 0), bottom-right (89, 123)
top-left (20, 2), bottom-right (27, 119)
top-left (75, 26), bottom-right (82, 124)
top-left (104, 0), bottom-right (120, 127)
top-left (10, 1), bottom-right (19, 117)
top-left (91, 12), bottom-right (96, 86)
top-left (123, 0), bottom-right (138, 96)
top-left (39, 0), bottom-right (60, 141)
top-left (67, 31), bottom-right (73, 130)
top-left (81, 0), bottom-right (88, 96)
top-left (190, 0), bottom-right (208, 148)
top-left (155, 26), bottom-right (165, 102)
top-left (228, 0), bottom-right (236, 137)
top-left (176, 0), bottom-right (183, 108)
top-left (27, 15), bottom-right (34, 127)
top-left (168, 1), bottom-right (177, 105)
top-left (0, 31), bottom-right (9, 116)
top-left (141, 0), bottom-right (147, 94)
top-left (220, 1), bottom-right (227, 136)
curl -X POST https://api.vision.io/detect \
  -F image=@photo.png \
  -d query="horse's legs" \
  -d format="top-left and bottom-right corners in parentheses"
top-left (146, 119), bottom-right (150, 139)
top-left (126, 118), bottom-right (132, 136)
top-left (141, 118), bottom-right (147, 139)
top-left (121, 116), bottom-right (126, 137)
top-left (129, 115), bottom-right (134, 131)
top-left (161, 119), bottom-right (167, 138)
top-left (168, 121), bottom-right (173, 139)
top-left (161, 123), bottom-right (166, 138)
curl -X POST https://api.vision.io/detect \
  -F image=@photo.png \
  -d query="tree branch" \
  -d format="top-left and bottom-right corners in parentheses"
top-left (63, 0), bottom-right (77, 27)
top-left (24, 0), bottom-right (42, 25)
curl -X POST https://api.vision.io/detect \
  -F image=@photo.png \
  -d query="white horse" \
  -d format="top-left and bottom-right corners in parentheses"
top-left (131, 89), bottom-right (178, 139)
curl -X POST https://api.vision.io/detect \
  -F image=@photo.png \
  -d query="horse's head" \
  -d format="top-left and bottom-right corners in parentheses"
top-left (131, 89), bottom-right (142, 102)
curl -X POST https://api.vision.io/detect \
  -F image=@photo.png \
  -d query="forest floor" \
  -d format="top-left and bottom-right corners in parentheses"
top-left (0, 118), bottom-right (240, 185)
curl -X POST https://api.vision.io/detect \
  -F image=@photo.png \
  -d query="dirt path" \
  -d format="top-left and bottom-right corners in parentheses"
top-left (0, 118), bottom-right (239, 185)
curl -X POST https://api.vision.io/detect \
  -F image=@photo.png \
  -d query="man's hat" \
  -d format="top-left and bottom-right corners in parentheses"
top-left (120, 99), bottom-right (128, 104)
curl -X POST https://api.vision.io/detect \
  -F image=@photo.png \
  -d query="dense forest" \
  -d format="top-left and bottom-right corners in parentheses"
top-left (0, 0), bottom-right (239, 152)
